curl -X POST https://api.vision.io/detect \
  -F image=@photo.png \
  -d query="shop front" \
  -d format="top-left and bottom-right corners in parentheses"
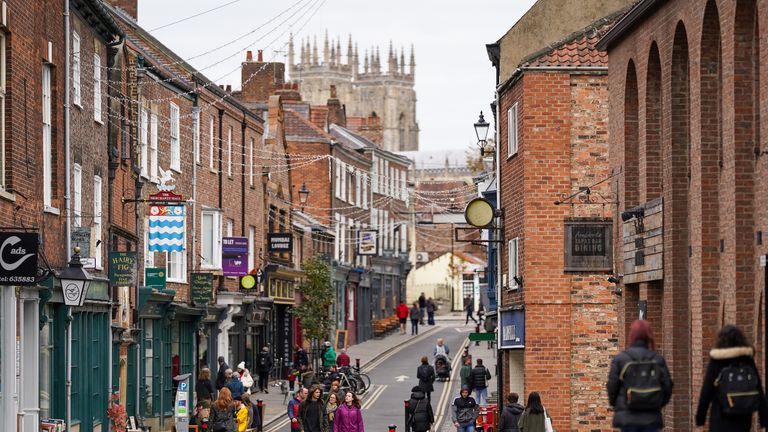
top-left (355, 271), bottom-right (372, 343)
top-left (265, 265), bottom-right (300, 377)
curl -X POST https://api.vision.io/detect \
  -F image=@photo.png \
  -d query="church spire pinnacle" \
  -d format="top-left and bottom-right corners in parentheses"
top-left (323, 30), bottom-right (329, 64)
top-left (347, 34), bottom-right (353, 66)
top-left (409, 44), bottom-right (415, 78)
top-left (364, 48), bottom-right (369, 74)
top-left (313, 36), bottom-right (318, 65)
top-left (400, 46), bottom-right (405, 75)
top-left (287, 33), bottom-right (295, 73)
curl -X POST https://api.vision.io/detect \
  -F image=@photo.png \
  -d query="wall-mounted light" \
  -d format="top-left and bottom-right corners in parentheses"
top-left (298, 182), bottom-right (310, 211)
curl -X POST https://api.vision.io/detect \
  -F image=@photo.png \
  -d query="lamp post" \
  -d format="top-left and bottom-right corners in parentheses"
top-left (299, 182), bottom-right (310, 211)
top-left (474, 111), bottom-right (490, 157)
top-left (60, 247), bottom-right (93, 432)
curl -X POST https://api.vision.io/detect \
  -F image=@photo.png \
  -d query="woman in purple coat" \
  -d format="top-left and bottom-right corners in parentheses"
top-left (333, 391), bottom-right (365, 432)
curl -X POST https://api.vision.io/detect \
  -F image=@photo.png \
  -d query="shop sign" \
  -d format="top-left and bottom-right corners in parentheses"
top-left (145, 267), bottom-right (166, 289)
top-left (0, 232), bottom-right (38, 286)
top-left (267, 233), bottom-right (293, 253)
top-left (357, 230), bottom-right (378, 256)
top-left (108, 252), bottom-right (137, 286)
top-left (70, 227), bottom-right (91, 257)
top-left (500, 309), bottom-right (525, 349)
top-left (222, 237), bottom-right (248, 276)
top-left (564, 219), bottom-right (613, 272)
top-left (190, 272), bottom-right (213, 305)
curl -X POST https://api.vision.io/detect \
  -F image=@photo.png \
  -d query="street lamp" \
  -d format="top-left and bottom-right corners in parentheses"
top-left (474, 111), bottom-right (490, 156)
top-left (298, 182), bottom-right (310, 211)
top-left (60, 246), bottom-right (92, 432)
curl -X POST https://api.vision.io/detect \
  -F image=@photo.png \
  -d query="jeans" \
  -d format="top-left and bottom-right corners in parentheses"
top-left (411, 319), bottom-right (419, 335)
top-left (466, 311), bottom-right (477, 324)
top-left (457, 423), bottom-right (476, 432)
top-left (427, 311), bottom-right (435, 325)
top-left (474, 388), bottom-right (487, 405)
top-left (620, 428), bottom-right (659, 432)
top-left (419, 307), bottom-right (425, 323)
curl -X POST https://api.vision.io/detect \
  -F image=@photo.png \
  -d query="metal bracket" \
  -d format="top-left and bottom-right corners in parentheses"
top-left (454, 226), bottom-right (505, 244)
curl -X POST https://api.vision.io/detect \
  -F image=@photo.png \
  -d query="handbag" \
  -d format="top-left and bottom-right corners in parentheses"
top-left (543, 409), bottom-right (554, 432)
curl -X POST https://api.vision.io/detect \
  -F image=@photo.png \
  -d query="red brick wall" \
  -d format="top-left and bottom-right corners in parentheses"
top-left (606, 0), bottom-right (768, 429)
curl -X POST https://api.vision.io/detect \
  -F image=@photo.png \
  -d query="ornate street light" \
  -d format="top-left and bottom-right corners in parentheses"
top-left (298, 182), bottom-right (310, 210)
top-left (60, 246), bottom-right (93, 307)
top-left (474, 111), bottom-right (490, 156)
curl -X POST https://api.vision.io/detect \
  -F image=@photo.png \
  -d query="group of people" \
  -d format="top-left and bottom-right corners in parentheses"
top-left (287, 385), bottom-right (365, 432)
top-left (396, 293), bottom-right (439, 336)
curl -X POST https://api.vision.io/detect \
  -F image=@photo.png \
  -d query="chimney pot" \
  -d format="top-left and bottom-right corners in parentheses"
top-left (226, 84), bottom-right (232, 92)
top-left (258, 50), bottom-right (264, 62)
top-left (246, 50), bottom-right (253, 61)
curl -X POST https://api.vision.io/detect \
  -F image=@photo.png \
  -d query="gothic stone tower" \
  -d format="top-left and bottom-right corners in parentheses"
top-left (287, 32), bottom-right (419, 152)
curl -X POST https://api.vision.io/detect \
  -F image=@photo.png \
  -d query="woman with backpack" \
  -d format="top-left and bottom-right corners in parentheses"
top-left (606, 319), bottom-right (673, 432)
top-left (407, 385), bottom-right (434, 432)
top-left (695, 324), bottom-right (768, 431)
top-left (517, 392), bottom-right (551, 432)
top-left (209, 387), bottom-right (237, 432)
top-left (416, 356), bottom-right (436, 402)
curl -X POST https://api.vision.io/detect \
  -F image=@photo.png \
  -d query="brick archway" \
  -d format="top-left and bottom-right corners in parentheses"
top-left (644, 43), bottom-right (663, 201)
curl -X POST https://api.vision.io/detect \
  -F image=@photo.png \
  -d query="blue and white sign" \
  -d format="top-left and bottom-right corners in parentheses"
top-left (148, 205), bottom-right (185, 252)
top-left (500, 309), bottom-right (525, 349)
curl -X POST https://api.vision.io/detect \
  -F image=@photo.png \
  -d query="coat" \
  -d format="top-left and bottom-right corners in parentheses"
top-left (196, 378), bottom-right (214, 401)
top-left (517, 409), bottom-right (549, 432)
top-left (298, 399), bottom-right (329, 432)
top-left (336, 352), bottom-right (351, 367)
top-left (226, 379), bottom-right (245, 401)
top-left (323, 347), bottom-right (337, 367)
top-left (606, 340), bottom-right (673, 428)
top-left (460, 364), bottom-right (472, 388)
top-left (409, 306), bottom-right (420, 320)
top-left (216, 360), bottom-right (230, 390)
top-left (470, 365), bottom-right (491, 390)
top-left (235, 405), bottom-right (249, 432)
top-left (210, 404), bottom-right (237, 432)
top-left (450, 395), bottom-right (478, 426)
top-left (257, 352), bottom-right (273, 373)
top-left (333, 403), bottom-right (365, 432)
top-left (417, 363), bottom-right (435, 393)
top-left (497, 403), bottom-right (524, 432)
top-left (407, 390), bottom-right (434, 432)
top-left (695, 346), bottom-right (768, 431)
top-left (397, 303), bottom-right (409, 319)
top-left (296, 349), bottom-right (310, 368)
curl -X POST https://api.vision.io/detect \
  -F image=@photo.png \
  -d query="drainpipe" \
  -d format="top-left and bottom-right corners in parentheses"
top-left (63, 1), bottom-right (72, 431)
top-left (218, 109), bottom-right (224, 292)
top-left (191, 82), bottom-right (199, 275)
top-left (494, 87), bottom-right (503, 406)
top-left (241, 115), bottom-right (246, 235)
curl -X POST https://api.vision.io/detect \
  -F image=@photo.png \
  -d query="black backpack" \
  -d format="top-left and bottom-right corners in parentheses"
top-left (619, 351), bottom-right (665, 410)
top-left (716, 362), bottom-right (762, 415)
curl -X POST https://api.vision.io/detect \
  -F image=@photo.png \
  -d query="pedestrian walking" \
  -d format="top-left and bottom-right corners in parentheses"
top-left (237, 361), bottom-right (254, 393)
top-left (451, 386), bottom-right (479, 432)
top-left (210, 387), bottom-right (237, 432)
top-left (410, 302), bottom-right (420, 335)
top-left (299, 386), bottom-right (329, 432)
top-left (197, 367), bottom-right (215, 402)
top-left (477, 303), bottom-right (485, 325)
top-left (336, 349), bottom-right (351, 367)
top-left (242, 393), bottom-right (261, 431)
top-left (397, 300), bottom-right (410, 334)
top-left (434, 338), bottom-right (450, 358)
top-left (497, 393), bottom-right (524, 432)
top-left (426, 298), bottom-right (436, 325)
top-left (288, 387), bottom-right (309, 431)
top-left (695, 324), bottom-right (768, 431)
top-left (326, 380), bottom-right (345, 404)
top-left (470, 358), bottom-right (492, 405)
top-left (333, 391), bottom-right (365, 432)
top-left (465, 297), bottom-right (477, 325)
top-left (407, 385), bottom-right (434, 432)
top-left (256, 347), bottom-right (273, 393)
top-left (326, 392), bottom-right (340, 431)
top-left (606, 320), bottom-right (672, 432)
top-left (418, 292), bottom-right (427, 324)
top-left (460, 357), bottom-right (472, 389)
top-left (417, 356), bottom-right (436, 402)
top-left (296, 345), bottom-right (310, 370)
top-left (233, 396), bottom-right (249, 432)
top-left (216, 356), bottom-right (230, 390)
top-left (323, 341), bottom-right (337, 368)
top-left (517, 392), bottom-right (552, 432)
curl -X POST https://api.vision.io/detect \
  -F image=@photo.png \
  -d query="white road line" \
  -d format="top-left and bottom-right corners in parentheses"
top-left (361, 384), bottom-right (388, 409)
top-left (362, 327), bottom-right (443, 372)
top-left (433, 338), bottom-right (469, 431)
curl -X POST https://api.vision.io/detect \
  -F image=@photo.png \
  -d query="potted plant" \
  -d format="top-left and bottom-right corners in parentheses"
top-left (107, 392), bottom-right (128, 432)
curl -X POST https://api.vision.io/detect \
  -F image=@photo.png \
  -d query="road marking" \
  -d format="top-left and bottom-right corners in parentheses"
top-left (362, 326), bottom-right (443, 372)
top-left (455, 328), bottom-right (472, 333)
top-left (395, 375), bottom-right (409, 382)
top-left (361, 384), bottom-right (388, 410)
top-left (433, 337), bottom-right (469, 431)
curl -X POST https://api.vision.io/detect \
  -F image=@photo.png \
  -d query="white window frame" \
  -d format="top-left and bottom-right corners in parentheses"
top-left (508, 237), bottom-right (519, 290)
top-left (335, 160), bottom-right (342, 199)
top-left (226, 219), bottom-right (233, 237)
top-left (93, 175), bottom-right (103, 269)
top-left (371, 156), bottom-right (378, 193)
top-left (72, 32), bottom-right (81, 107)
top-left (355, 171), bottom-right (361, 206)
top-left (334, 213), bottom-right (341, 261)
top-left (144, 218), bottom-right (154, 268)
top-left (73, 164), bottom-right (82, 227)
top-left (248, 226), bottom-right (255, 272)
top-left (362, 174), bottom-right (368, 209)
top-left (166, 246), bottom-right (187, 284)
top-left (249, 138), bottom-right (254, 187)
top-left (193, 107), bottom-right (200, 165)
top-left (43, 64), bottom-right (53, 207)
top-left (209, 115), bottom-right (215, 170)
top-left (169, 102), bottom-right (180, 171)
top-left (340, 162), bottom-right (347, 202)
top-left (150, 112), bottom-right (158, 182)
top-left (140, 108), bottom-right (148, 178)
top-left (227, 126), bottom-right (232, 177)
top-left (507, 102), bottom-right (519, 158)
top-left (93, 53), bottom-right (102, 122)
top-left (201, 209), bottom-right (222, 269)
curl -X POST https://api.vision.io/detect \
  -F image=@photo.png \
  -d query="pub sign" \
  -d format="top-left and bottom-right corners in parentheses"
top-left (267, 233), bottom-right (293, 253)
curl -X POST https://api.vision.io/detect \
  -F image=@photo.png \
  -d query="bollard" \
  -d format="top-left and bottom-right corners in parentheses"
top-left (403, 400), bottom-right (411, 432)
top-left (256, 399), bottom-right (264, 432)
top-left (389, 425), bottom-right (397, 432)
top-left (356, 358), bottom-right (361, 370)
top-left (475, 323), bottom-right (481, 346)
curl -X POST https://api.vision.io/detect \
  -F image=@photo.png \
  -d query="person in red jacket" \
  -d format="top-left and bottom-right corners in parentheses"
top-left (336, 349), bottom-right (351, 367)
top-left (396, 301), bottom-right (410, 335)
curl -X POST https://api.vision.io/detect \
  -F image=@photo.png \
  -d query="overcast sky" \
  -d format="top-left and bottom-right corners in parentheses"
top-left (138, 0), bottom-right (537, 154)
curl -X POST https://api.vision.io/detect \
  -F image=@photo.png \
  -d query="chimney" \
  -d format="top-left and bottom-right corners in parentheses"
top-left (239, 48), bottom-right (286, 103)
top-left (105, 0), bottom-right (138, 19)
top-left (226, 84), bottom-right (232, 93)
top-left (327, 85), bottom-right (346, 128)
top-left (330, 85), bottom-right (337, 99)
top-left (275, 83), bottom-right (301, 101)
top-left (258, 50), bottom-right (263, 62)
top-left (246, 50), bottom-right (253, 62)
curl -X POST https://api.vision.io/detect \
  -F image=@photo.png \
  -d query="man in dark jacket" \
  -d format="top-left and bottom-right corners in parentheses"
top-left (256, 347), bottom-right (273, 393)
top-left (416, 356), bottom-right (436, 402)
top-left (470, 358), bottom-right (492, 405)
top-left (459, 357), bottom-right (472, 389)
top-left (418, 292), bottom-right (427, 324)
top-left (606, 321), bottom-right (673, 430)
top-left (407, 386), bottom-right (434, 432)
top-left (215, 356), bottom-right (229, 390)
top-left (497, 393), bottom-right (524, 432)
top-left (450, 386), bottom-right (479, 432)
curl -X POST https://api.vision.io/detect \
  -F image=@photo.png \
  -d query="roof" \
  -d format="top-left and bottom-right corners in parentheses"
top-left (284, 109), bottom-right (333, 143)
top-left (329, 124), bottom-right (374, 150)
top-left (597, 0), bottom-right (662, 50)
top-left (454, 251), bottom-right (486, 267)
top-left (72, 0), bottom-right (124, 41)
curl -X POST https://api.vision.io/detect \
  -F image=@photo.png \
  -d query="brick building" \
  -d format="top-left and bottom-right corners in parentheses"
top-left (597, 0), bottom-right (768, 428)
top-left (489, 13), bottom-right (624, 431)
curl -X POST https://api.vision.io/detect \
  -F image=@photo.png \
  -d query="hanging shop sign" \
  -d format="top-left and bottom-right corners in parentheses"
top-left (70, 227), bottom-right (91, 257)
top-left (267, 233), bottom-right (293, 253)
top-left (190, 272), bottom-right (213, 305)
top-left (222, 237), bottom-right (249, 276)
top-left (145, 267), bottom-right (167, 289)
top-left (148, 205), bottom-right (185, 252)
top-left (563, 219), bottom-right (613, 272)
top-left (357, 230), bottom-right (378, 256)
top-left (109, 252), bottom-right (137, 286)
top-left (500, 309), bottom-right (525, 349)
top-left (0, 232), bottom-right (39, 286)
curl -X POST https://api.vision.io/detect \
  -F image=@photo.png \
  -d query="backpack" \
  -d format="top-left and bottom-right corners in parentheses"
top-left (619, 351), bottom-right (665, 410)
top-left (259, 354), bottom-right (269, 368)
top-left (716, 362), bottom-right (761, 415)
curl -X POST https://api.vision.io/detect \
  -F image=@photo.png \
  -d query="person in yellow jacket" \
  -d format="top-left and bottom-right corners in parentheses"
top-left (234, 396), bottom-right (249, 432)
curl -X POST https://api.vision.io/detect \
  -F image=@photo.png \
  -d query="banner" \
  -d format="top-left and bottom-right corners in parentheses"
top-left (148, 205), bottom-right (185, 252)
top-left (222, 237), bottom-right (248, 276)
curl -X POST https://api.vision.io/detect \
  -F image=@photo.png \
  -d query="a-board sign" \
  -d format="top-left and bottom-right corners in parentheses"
top-left (335, 329), bottom-right (348, 351)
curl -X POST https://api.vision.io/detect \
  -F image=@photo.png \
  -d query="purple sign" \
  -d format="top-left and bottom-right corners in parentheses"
top-left (222, 237), bottom-right (249, 276)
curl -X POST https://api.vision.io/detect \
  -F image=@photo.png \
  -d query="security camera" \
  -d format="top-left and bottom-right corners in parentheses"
top-left (607, 275), bottom-right (623, 284)
top-left (621, 207), bottom-right (645, 222)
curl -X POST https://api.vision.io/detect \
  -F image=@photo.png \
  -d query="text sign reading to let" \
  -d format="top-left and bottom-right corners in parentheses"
top-left (222, 237), bottom-right (248, 276)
